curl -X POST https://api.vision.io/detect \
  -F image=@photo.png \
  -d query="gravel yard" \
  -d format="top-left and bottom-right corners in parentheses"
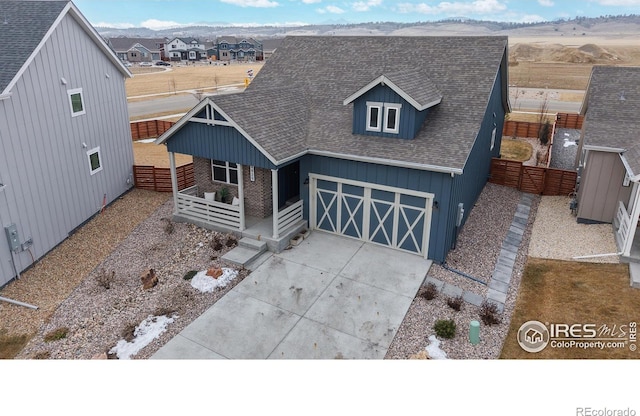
top-left (386, 183), bottom-right (540, 359)
top-left (528, 196), bottom-right (619, 263)
top-left (4, 180), bottom-right (620, 360)
top-left (13, 196), bottom-right (248, 359)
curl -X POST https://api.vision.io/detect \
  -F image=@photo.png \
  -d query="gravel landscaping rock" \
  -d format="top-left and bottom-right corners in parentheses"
top-left (8, 181), bottom-right (613, 360)
top-left (386, 184), bottom-right (540, 359)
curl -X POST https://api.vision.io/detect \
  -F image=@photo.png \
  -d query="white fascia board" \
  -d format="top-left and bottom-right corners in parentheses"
top-left (583, 145), bottom-right (626, 153)
top-left (619, 154), bottom-right (640, 182)
top-left (343, 76), bottom-right (439, 111)
top-left (0, 93), bottom-right (12, 100)
top-left (68, 3), bottom-right (132, 78)
top-left (308, 150), bottom-right (462, 175)
top-left (155, 98), bottom-right (279, 166)
top-left (155, 99), bottom-right (211, 144)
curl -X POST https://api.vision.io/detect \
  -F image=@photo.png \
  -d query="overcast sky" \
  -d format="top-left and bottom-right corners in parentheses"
top-left (74, 0), bottom-right (640, 30)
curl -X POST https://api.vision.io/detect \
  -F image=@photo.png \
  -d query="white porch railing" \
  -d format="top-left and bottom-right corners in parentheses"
top-left (177, 186), bottom-right (241, 230)
top-left (616, 201), bottom-right (632, 245)
top-left (276, 200), bottom-right (304, 236)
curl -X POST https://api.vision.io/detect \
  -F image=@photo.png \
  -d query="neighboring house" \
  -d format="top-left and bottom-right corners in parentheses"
top-left (216, 36), bottom-right (263, 62)
top-left (260, 38), bottom-right (283, 60)
top-left (166, 37), bottom-right (207, 61)
top-left (156, 36), bottom-right (509, 262)
top-left (575, 66), bottom-right (640, 261)
top-left (0, 0), bottom-right (133, 287)
top-left (107, 37), bottom-right (165, 62)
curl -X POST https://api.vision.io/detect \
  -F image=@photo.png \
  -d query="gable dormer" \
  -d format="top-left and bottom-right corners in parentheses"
top-left (343, 70), bottom-right (442, 139)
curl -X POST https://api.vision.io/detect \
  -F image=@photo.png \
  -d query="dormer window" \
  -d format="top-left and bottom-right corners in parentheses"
top-left (366, 102), bottom-right (382, 132)
top-left (367, 102), bottom-right (401, 134)
top-left (383, 103), bottom-right (401, 134)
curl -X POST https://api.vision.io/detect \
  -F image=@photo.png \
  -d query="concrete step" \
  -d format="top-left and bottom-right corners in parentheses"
top-left (630, 263), bottom-right (640, 289)
top-left (222, 238), bottom-right (267, 267)
top-left (239, 237), bottom-right (267, 252)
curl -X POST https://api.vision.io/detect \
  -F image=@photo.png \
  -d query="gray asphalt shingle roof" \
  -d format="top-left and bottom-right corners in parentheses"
top-left (582, 66), bottom-right (640, 176)
top-left (212, 36), bottom-right (508, 171)
top-left (107, 37), bottom-right (165, 52)
top-left (0, 0), bottom-right (68, 93)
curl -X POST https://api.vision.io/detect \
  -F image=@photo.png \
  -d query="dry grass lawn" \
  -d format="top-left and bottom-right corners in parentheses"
top-left (500, 258), bottom-right (640, 359)
top-left (500, 139), bottom-right (533, 162)
top-left (133, 141), bottom-right (192, 168)
top-left (126, 62), bottom-right (264, 97)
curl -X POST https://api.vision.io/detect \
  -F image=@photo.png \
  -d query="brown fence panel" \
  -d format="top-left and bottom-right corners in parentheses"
top-left (520, 166), bottom-right (545, 195)
top-left (133, 163), bottom-right (194, 192)
top-left (133, 165), bottom-right (157, 191)
top-left (544, 168), bottom-right (577, 196)
top-left (556, 113), bottom-right (584, 130)
top-left (503, 120), bottom-right (552, 141)
top-left (130, 120), bottom-right (175, 141)
top-left (489, 158), bottom-right (576, 196)
top-left (489, 159), bottom-right (521, 189)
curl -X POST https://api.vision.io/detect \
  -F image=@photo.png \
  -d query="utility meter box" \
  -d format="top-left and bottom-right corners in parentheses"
top-left (5, 224), bottom-right (20, 252)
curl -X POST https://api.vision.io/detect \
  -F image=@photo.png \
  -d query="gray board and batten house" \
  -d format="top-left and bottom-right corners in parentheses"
top-left (0, 0), bottom-right (133, 287)
top-left (156, 36), bottom-right (510, 263)
top-left (575, 66), bottom-right (640, 261)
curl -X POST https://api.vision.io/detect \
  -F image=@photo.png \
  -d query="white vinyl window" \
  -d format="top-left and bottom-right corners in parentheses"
top-left (366, 102), bottom-right (383, 132)
top-left (87, 147), bottom-right (102, 175)
top-left (67, 88), bottom-right (86, 117)
top-left (211, 160), bottom-right (238, 184)
top-left (383, 103), bottom-right (402, 134)
top-left (367, 102), bottom-right (401, 134)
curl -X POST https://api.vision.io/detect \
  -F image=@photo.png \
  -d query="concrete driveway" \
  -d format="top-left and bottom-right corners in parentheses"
top-left (151, 232), bottom-right (432, 359)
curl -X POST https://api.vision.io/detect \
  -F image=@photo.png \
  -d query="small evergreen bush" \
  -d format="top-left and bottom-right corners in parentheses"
top-left (433, 319), bottom-right (456, 339)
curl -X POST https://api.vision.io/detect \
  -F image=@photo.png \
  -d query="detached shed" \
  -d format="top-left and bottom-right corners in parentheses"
top-left (575, 66), bottom-right (640, 260)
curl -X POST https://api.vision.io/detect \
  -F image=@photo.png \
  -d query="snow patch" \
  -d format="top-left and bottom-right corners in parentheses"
top-left (426, 335), bottom-right (448, 359)
top-left (190, 268), bottom-right (238, 293)
top-left (563, 138), bottom-right (577, 147)
top-left (109, 314), bottom-right (176, 359)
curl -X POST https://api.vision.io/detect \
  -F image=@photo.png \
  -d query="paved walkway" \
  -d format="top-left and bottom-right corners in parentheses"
top-left (152, 232), bottom-right (433, 359)
top-left (423, 193), bottom-right (535, 312)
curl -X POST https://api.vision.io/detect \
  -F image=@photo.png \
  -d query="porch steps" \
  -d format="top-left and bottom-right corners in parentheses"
top-left (221, 238), bottom-right (267, 268)
top-left (629, 263), bottom-right (640, 289)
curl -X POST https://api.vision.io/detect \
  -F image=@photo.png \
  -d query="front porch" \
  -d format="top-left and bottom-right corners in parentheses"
top-left (615, 200), bottom-right (640, 263)
top-left (174, 185), bottom-right (307, 253)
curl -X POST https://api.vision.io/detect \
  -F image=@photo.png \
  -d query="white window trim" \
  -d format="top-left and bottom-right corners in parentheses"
top-left (366, 101), bottom-right (383, 132)
top-left (67, 88), bottom-right (86, 117)
top-left (383, 103), bottom-right (402, 134)
top-left (87, 147), bottom-right (102, 175)
top-left (211, 160), bottom-right (239, 185)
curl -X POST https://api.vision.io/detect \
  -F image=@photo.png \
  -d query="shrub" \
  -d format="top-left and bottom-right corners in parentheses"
top-left (433, 319), bottom-right (456, 339)
top-left (96, 269), bottom-right (115, 289)
top-left (183, 270), bottom-right (198, 280)
top-left (161, 217), bottom-right (174, 235)
top-left (44, 327), bottom-right (69, 343)
top-left (479, 301), bottom-right (502, 326)
top-left (419, 282), bottom-right (438, 300)
top-left (446, 295), bottom-right (464, 311)
top-left (210, 235), bottom-right (224, 251)
top-left (225, 235), bottom-right (237, 247)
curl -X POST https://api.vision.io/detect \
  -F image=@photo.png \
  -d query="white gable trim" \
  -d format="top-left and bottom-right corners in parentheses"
top-left (1, 2), bottom-right (131, 96)
top-left (342, 75), bottom-right (441, 111)
top-left (155, 98), bottom-right (278, 166)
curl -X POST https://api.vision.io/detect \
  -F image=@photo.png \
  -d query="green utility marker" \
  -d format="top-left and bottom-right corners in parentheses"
top-left (469, 320), bottom-right (480, 345)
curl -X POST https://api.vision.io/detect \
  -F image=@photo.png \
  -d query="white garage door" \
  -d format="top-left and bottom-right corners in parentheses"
top-left (310, 174), bottom-right (434, 258)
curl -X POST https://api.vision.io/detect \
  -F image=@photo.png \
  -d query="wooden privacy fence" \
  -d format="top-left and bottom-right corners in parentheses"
top-left (489, 158), bottom-right (577, 196)
top-left (503, 113), bottom-right (584, 140)
top-left (133, 163), bottom-right (194, 192)
top-left (131, 120), bottom-right (175, 141)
